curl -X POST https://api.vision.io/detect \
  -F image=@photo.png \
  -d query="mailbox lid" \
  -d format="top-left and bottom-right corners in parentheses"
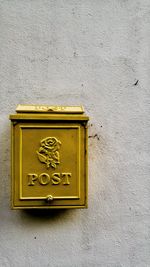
top-left (10, 106), bottom-right (89, 209)
top-left (16, 104), bottom-right (85, 114)
top-left (10, 105), bottom-right (89, 121)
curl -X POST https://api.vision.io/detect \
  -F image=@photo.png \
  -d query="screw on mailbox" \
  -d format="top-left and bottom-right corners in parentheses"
top-left (46, 195), bottom-right (54, 203)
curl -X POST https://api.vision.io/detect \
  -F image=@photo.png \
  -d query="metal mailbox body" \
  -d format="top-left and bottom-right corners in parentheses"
top-left (10, 105), bottom-right (89, 209)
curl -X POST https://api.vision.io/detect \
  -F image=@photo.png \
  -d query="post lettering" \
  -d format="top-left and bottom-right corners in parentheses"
top-left (39, 173), bottom-right (50, 185)
top-left (27, 172), bottom-right (72, 186)
top-left (28, 174), bottom-right (38, 186)
top-left (51, 173), bottom-right (61, 185)
top-left (62, 173), bottom-right (71, 185)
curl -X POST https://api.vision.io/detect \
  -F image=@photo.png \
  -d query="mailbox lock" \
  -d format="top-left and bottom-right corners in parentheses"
top-left (46, 195), bottom-right (54, 203)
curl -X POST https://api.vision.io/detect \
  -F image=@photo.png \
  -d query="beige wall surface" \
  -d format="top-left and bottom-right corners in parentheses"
top-left (0, 1), bottom-right (150, 266)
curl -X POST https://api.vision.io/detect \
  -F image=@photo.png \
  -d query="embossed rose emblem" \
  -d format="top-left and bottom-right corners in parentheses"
top-left (36, 137), bottom-right (61, 169)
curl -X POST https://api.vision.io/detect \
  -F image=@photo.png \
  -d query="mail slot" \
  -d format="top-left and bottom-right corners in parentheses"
top-left (10, 105), bottom-right (89, 209)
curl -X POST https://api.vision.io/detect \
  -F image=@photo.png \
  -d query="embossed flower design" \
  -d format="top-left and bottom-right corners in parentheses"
top-left (36, 137), bottom-right (61, 169)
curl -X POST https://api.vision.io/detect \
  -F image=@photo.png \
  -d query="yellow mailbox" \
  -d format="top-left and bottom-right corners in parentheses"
top-left (10, 105), bottom-right (89, 209)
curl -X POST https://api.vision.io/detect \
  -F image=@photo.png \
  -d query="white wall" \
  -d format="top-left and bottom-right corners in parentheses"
top-left (0, 1), bottom-right (150, 266)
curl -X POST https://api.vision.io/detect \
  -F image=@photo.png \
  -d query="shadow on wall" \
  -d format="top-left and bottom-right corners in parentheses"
top-left (18, 208), bottom-right (78, 227)
top-left (21, 208), bottom-right (72, 221)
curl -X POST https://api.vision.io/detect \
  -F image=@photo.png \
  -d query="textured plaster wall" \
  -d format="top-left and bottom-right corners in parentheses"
top-left (0, 1), bottom-right (150, 267)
